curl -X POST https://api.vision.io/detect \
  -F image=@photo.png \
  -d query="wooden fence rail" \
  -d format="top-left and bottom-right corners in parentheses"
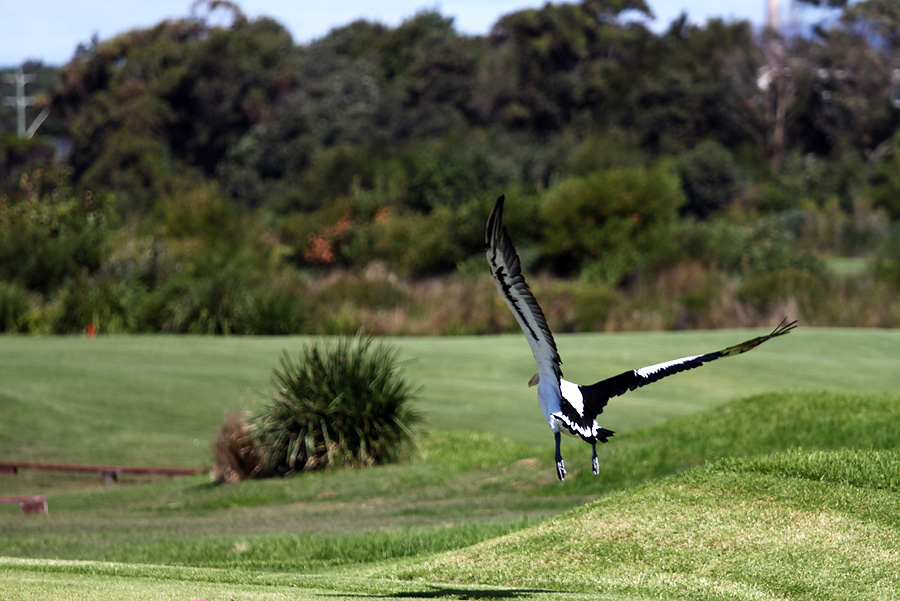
top-left (0, 461), bottom-right (205, 483)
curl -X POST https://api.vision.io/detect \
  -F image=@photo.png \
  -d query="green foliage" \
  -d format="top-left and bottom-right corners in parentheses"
top-left (540, 164), bottom-right (686, 280)
top-left (873, 223), bottom-right (900, 287)
top-left (739, 212), bottom-right (829, 277)
top-left (675, 139), bottom-right (744, 218)
top-left (315, 275), bottom-right (410, 311)
top-left (309, 274), bottom-right (410, 335)
top-left (372, 201), bottom-right (492, 276)
top-left (153, 182), bottom-right (243, 242)
top-left (162, 271), bottom-right (310, 336)
top-left (9, 1), bottom-right (900, 334)
top-left (628, 68), bottom-right (730, 153)
top-left (736, 268), bottom-right (829, 317)
top-left (399, 135), bottom-right (518, 211)
top-left (55, 10), bottom-right (299, 207)
top-left (536, 279), bottom-right (621, 332)
top-left (868, 130), bottom-right (900, 219)
top-left (49, 274), bottom-right (143, 334)
top-left (0, 136), bottom-right (56, 197)
top-left (79, 133), bottom-right (178, 214)
top-left (479, 0), bottom-right (653, 132)
top-left (566, 130), bottom-right (646, 176)
top-left (0, 177), bottom-right (115, 294)
top-left (253, 335), bottom-right (420, 476)
top-left (669, 214), bottom-right (827, 279)
top-left (0, 281), bottom-right (32, 333)
top-left (160, 257), bottom-right (256, 335)
top-left (247, 278), bottom-right (310, 335)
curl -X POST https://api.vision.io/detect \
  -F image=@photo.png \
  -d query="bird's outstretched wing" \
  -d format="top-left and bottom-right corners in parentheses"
top-left (486, 195), bottom-right (562, 384)
top-left (574, 319), bottom-right (797, 423)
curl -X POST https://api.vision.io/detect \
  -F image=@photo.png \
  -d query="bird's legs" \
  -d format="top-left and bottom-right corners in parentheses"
top-left (554, 431), bottom-right (566, 481)
top-left (591, 443), bottom-right (599, 475)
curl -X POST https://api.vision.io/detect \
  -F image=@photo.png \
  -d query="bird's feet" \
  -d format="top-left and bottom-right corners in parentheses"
top-left (592, 455), bottom-right (599, 476)
top-left (556, 459), bottom-right (566, 481)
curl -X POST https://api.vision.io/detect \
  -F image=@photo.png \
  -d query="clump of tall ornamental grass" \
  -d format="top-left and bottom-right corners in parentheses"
top-left (212, 334), bottom-right (420, 481)
top-left (255, 334), bottom-right (420, 475)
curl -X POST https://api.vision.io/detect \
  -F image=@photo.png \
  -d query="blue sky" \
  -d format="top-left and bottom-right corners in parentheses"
top-left (2, 0), bottom-right (828, 66)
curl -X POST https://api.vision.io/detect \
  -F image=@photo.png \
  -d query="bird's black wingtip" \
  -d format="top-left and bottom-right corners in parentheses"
top-left (490, 195), bottom-right (505, 216)
top-left (486, 194), bottom-right (506, 248)
top-left (772, 317), bottom-right (798, 337)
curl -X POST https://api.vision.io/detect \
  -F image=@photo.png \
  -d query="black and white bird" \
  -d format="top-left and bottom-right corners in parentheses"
top-left (485, 195), bottom-right (797, 481)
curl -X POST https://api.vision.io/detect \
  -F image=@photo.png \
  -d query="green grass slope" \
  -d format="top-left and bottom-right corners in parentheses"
top-left (382, 448), bottom-right (900, 600)
top-left (376, 391), bottom-right (900, 599)
top-left (369, 389), bottom-right (900, 600)
top-left (553, 389), bottom-right (900, 493)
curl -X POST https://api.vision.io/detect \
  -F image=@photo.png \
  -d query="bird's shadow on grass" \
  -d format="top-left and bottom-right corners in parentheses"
top-left (331, 585), bottom-right (568, 599)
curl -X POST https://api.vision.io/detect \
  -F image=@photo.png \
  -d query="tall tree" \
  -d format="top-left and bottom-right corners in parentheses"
top-left (626, 17), bottom-right (758, 153)
top-left (474, 0), bottom-right (653, 132)
top-left (53, 3), bottom-right (298, 209)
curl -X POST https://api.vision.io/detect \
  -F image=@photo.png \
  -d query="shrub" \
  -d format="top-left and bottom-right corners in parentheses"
top-left (737, 213), bottom-right (827, 278)
top-left (0, 281), bottom-right (32, 333)
top-left (49, 275), bottom-right (144, 334)
top-left (253, 334), bottom-right (420, 476)
top-left (532, 278), bottom-right (621, 333)
top-left (0, 183), bottom-right (115, 294)
top-left (160, 258), bottom-right (256, 334)
top-left (873, 223), bottom-right (900, 288)
top-left (540, 164), bottom-right (686, 278)
top-left (371, 208), bottom-right (468, 277)
top-left (311, 275), bottom-right (410, 334)
top-left (736, 268), bottom-right (829, 319)
top-left (247, 278), bottom-right (310, 335)
top-left (315, 274), bottom-right (410, 311)
top-left (869, 142), bottom-right (900, 219)
top-left (676, 140), bottom-right (743, 218)
top-left (0, 135), bottom-right (56, 197)
top-left (669, 216), bottom-right (826, 279)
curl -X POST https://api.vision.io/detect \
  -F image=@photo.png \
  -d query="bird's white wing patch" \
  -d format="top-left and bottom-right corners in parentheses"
top-left (559, 379), bottom-right (584, 415)
top-left (554, 378), bottom-right (604, 439)
top-left (635, 355), bottom-right (701, 378)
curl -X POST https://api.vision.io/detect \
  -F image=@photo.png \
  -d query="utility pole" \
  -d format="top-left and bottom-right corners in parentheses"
top-left (3, 67), bottom-right (49, 139)
top-left (766, 0), bottom-right (781, 31)
top-left (4, 68), bottom-right (35, 138)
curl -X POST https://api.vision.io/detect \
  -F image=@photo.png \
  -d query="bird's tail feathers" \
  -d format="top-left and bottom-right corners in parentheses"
top-left (596, 428), bottom-right (615, 443)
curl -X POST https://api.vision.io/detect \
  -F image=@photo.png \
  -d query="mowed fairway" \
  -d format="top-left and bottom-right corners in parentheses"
top-left (1, 327), bottom-right (900, 600)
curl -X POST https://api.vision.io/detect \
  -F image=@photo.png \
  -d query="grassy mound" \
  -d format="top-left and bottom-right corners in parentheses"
top-left (552, 389), bottom-right (900, 495)
top-left (381, 447), bottom-right (900, 599)
top-left (366, 389), bottom-right (900, 600)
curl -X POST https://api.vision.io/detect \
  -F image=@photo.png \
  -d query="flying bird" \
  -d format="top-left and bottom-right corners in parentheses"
top-left (485, 195), bottom-right (796, 481)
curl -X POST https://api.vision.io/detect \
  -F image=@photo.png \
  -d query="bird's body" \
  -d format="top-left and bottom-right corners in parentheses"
top-left (485, 195), bottom-right (796, 480)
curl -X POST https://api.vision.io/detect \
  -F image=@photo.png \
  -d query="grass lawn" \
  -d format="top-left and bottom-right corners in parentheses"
top-left (1, 327), bottom-right (899, 599)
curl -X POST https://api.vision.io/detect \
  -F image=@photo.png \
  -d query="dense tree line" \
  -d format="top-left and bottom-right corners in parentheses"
top-left (3, 0), bottom-right (900, 334)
